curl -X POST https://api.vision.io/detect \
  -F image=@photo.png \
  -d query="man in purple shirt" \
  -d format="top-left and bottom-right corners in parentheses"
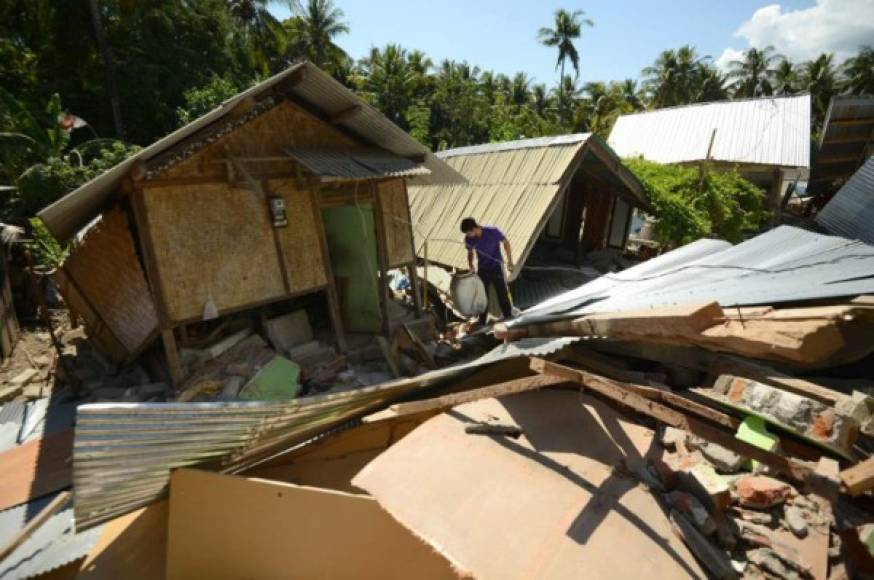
top-left (461, 217), bottom-right (514, 325)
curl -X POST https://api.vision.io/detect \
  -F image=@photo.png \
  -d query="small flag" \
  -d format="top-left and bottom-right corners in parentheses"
top-left (57, 113), bottom-right (88, 132)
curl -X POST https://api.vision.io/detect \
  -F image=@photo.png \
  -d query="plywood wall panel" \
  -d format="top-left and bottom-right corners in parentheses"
top-left (378, 179), bottom-right (415, 267)
top-left (268, 179), bottom-right (327, 292)
top-left (142, 183), bottom-right (286, 323)
top-left (166, 469), bottom-right (458, 580)
top-left (61, 208), bottom-right (158, 360)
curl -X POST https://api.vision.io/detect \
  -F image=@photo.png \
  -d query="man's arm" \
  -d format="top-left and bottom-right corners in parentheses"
top-left (502, 238), bottom-right (514, 272)
top-left (467, 248), bottom-right (476, 272)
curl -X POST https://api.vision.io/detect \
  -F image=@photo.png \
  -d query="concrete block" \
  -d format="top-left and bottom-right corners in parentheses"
top-left (660, 426), bottom-right (687, 449)
top-left (265, 310), bottom-right (313, 353)
top-left (701, 442), bottom-right (746, 473)
top-left (219, 376), bottom-right (245, 401)
top-left (714, 375), bottom-right (858, 452)
top-left (736, 475), bottom-right (792, 509)
top-left (783, 505), bottom-right (808, 538)
top-left (683, 462), bottom-right (732, 511)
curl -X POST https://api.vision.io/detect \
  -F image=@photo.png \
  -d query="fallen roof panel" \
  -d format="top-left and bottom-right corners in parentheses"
top-left (71, 337), bottom-right (577, 531)
top-left (511, 225), bottom-right (874, 327)
top-left (816, 156), bottom-right (874, 245)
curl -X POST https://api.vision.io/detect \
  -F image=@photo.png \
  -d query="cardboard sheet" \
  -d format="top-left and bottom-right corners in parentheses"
top-left (166, 469), bottom-right (459, 579)
top-left (353, 390), bottom-right (707, 579)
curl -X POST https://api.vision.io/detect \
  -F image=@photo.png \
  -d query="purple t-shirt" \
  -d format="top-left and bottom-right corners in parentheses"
top-left (465, 226), bottom-right (505, 271)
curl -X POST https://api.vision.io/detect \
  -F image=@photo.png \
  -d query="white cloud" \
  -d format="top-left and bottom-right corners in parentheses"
top-left (723, 0), bottom-right (874, 63)
top-left (715, 48), bottom-right (745, 72)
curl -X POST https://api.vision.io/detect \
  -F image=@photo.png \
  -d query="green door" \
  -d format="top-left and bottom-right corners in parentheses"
top-left (321, 204), bottom-right (382, 332)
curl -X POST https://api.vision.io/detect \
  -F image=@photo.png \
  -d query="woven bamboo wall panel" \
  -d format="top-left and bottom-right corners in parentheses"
top-left (60, 208), bottom-right (157, 360)
top-left (268, 179), bottom-right (327, 292)
top-left (142, 183), bottom-right (286, 323)
top-left (378, 179), bottom-right (414, 267)
top-left (54, 268), bottom-right (128, 363)
top-left (162, 101), bottom-right (357, 180)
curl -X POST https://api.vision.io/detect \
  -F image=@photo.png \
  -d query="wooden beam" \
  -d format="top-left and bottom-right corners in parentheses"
top-left (817, 154), bottom-right (865, 165)
top-left (388, 374), bottom-right (569, 417)
top-left (828, 117), bottom-right (874, 127)
top-left (839, 456), bottom-right (874, 496)
top-left (529, 358), bottom-right (813, 483)
top-left (328, 104), bottom-right (361, 125)
top-left (311, 187), bottom-right (347, 352)
top-left (161, 328), bottom-right (185, 387)
top-left (821, 135), bottom-right (871, 145)
top-left (372, 180), bottom-right (391, 336)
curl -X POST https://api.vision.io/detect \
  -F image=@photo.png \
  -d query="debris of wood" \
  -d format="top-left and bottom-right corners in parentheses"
top-left (669, 510), bottom-right (738, 580)
top-left (464, 422), bottom-right (523, 438)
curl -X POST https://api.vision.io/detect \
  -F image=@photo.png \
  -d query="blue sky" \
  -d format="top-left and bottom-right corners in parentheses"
top-left (269, 0), bottom-right (873, 86)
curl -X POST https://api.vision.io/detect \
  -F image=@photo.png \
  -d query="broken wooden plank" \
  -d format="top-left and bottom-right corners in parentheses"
top-left (530, 358), bottom-right (813, 483)
top-left (669, 510), bottom-right (737, 580)
top-left (839, 456), bottom-right (874, 496)
top-left (0, 490), bottom-right (71, 562)
top-left (387, 374), bottom-right (568, 417)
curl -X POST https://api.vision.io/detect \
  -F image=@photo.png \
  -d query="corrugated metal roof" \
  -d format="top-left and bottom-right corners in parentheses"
top-left (608, 94), bottom-right (811, 169)
top-left (0, 493), bottom-right (103, 579)
top-left (809, 96), bottom-right (874, 198)
top-left (408, 134), bottom-right (648, 279)
top-left (816, 156), bottom-right (874, 245)
top-left (511, 225), bottom-right (874, 327)
top-left (71, 336), bottom-right (576, 531)
top-left (0, 399), bottom-right (78, 453)
top-left (37, 61), bottom-right (461, 242)
top-left (286, 148), bottom-right (430, 179)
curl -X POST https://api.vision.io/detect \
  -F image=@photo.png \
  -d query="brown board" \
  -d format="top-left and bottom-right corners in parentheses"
top-left (0, 429), bottom-right (73, 512)
top-left (60, 208), bottom-right (158, 361)
top-left (353, 390), bottom-right (706, 579)
top-left (268, 179), bottom-right (328, 292)
top-left (165, 469), bottom-right (459, 579)
top-left (141, 182), bottom-right (286, 323)
top-left (378, 179), bottom-right (415, 267)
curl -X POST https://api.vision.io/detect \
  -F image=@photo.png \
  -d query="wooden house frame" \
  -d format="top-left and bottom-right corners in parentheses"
top-left (39, 62), bottom-right (459, 384)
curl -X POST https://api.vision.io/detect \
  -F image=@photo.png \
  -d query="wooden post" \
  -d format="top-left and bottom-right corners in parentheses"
top-left (0, 491), bottom-right (71, 562)
top-left (161, 328), bottom-right (185, 386)
top-left (372, 180), bottom-right (391, 336)
top-left (423, 239), bottom-right (429, 313)
top-left (407, 263), bottom-right (422, 316)
top-left (311, 188), bottom-right (347, 352)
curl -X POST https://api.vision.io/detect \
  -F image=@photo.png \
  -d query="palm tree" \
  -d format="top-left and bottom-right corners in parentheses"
top-left (87, 0), bottom-right (124, 138)
top-left (842, 46), bottom-right (874, 95)
top-left (355, 44), bottom-right (415, 126)
top-left (695, 65), bottom-right (728, 102)
top-left (530, 84), bottom-right (550, 117)
top-left (619, 79), bottom-right (644, 111)
top-left (773, 59), bottom-right (797, 95)
top-left (801, 53), bottom-right (839, 131)
top-left (538, 8), bottom-right (593, 125)
top-left (510, 72), bottom-right (531, 108)
top-left (727, 46), bottom-right (783, 97)
top-left (228, 0), bottom-right (287, 74)
top-left (285, 0), bottom-right (349, 70)
top-left (642, 45), bottom-right (710, 108)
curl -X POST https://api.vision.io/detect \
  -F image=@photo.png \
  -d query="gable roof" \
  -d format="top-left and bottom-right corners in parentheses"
top-left (38, 61), bottom-right (460, 241)
top-left (408, 134), bottom-right (649, 280)
top-left (608, 94), bottom-right (811, 169)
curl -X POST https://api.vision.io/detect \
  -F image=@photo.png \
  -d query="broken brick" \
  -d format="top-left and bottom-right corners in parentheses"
top-left (736, 475), bottom-right (792, 509)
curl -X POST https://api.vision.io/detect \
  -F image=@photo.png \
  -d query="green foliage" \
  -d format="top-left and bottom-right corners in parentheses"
top-left (26, 217), bottom-right (69, 268)
top-left (177, 76), bottom-right (245, 125)
top-left (7, 141), bottom-right (140, 223)
top-left (624, 158), bottom-right (766, 247)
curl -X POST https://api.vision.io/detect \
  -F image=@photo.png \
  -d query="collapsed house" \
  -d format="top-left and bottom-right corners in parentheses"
top-left (407, 134), bottom-right (651, 309)
top-left (807, 95), bottom-right (874, 210)
top-left (36, 62), bottom-right (459, 385)
top-left (608, 94), bottom-right (811, 219)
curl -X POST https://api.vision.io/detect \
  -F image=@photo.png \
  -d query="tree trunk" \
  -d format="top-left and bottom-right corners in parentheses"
top-left (88, 0), bottom-right (125, 140)
top-left (560, 58), bottom-right (566, 126)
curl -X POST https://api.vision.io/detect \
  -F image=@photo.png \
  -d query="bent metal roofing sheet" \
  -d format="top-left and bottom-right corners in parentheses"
top-left (608, 94), bottom-right (811, 169)
top-left (816, 156), bottom-right (874, 245)
top-left (71, 336), bottom-right (578, 531)
top-left (510, 225), bottom-right (874, 328)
